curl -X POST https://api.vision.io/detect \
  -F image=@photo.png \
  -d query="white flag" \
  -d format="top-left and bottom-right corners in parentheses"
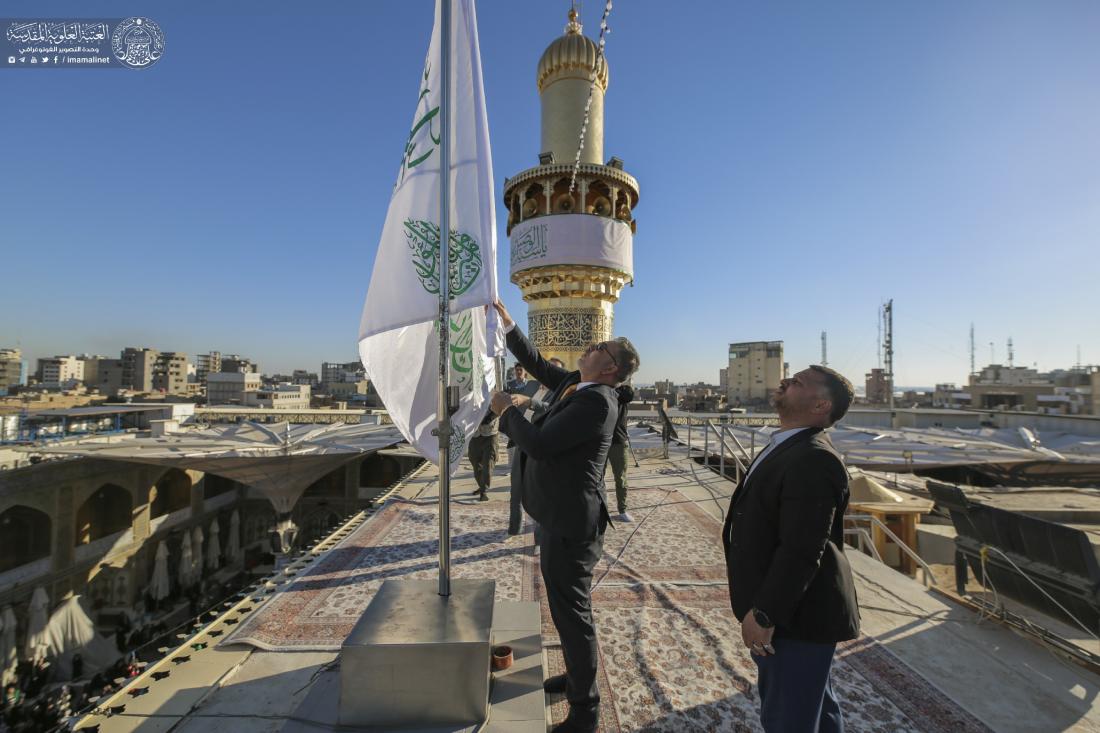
top-left (358, 0), bottom-right (499, 474)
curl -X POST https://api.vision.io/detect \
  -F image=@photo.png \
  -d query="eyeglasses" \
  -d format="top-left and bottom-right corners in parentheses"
top-left (590, 342), bottom-right (619, 367)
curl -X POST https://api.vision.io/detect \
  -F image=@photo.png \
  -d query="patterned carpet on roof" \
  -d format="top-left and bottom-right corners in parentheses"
top-left (223, 480), bottom-right (990, 732)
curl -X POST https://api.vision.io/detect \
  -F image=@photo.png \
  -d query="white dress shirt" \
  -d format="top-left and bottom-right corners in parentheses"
top-left (743, 427), bottom-right (810, 483)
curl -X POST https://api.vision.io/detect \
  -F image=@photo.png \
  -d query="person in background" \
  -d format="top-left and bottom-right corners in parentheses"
top-left (468, 408), bottom-right (499, 502)
top-left (608, 383), bottom-right (635, 521)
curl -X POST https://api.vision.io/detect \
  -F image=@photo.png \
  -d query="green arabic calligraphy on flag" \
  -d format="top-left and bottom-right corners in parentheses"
top-left (358, 0), bottom-right (499, 473)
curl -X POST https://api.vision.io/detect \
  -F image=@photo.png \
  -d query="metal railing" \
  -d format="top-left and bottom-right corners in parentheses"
top-left (846, 513), bottom-right (937, 587)
top-left (844, 527), bottom-right (883, 563)
top-left (672, 417), bottom-right (934, 586)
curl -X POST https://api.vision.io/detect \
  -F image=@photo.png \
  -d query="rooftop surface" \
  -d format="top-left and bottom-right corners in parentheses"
top-left (78, 435), bottom-right (1100, 732)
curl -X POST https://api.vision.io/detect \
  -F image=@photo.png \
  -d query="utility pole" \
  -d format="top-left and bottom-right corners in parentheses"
top-left (1007, 337), bottom-right (1014, 368)
top-left (877, 307), bottom-right (882, 370)
top-left (883, 300), bottom-right (894, 415)
top-left (821, 331), bottom-right (827, 367)
top-left (989, 342), bottom-right (995, 364)
top-left (969, 323), bottom-right (975, 376)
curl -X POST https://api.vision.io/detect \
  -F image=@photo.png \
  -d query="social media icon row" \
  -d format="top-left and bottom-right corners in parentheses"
top-left (7, 56), bottom-right (60, 64)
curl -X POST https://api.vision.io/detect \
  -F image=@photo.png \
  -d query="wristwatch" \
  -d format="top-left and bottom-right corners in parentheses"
top-left (751, 607), bottom-right (774, 629)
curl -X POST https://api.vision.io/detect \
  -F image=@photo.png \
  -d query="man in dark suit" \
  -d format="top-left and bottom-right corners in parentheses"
top-left (489, 301), bottom-right (640, 733)
top-left (506, 360), bottom-right (560, 537)
top-left (723, 365), bottom-right (858, 733)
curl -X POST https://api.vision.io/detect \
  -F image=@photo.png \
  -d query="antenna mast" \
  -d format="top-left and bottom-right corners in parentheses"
top-left (969, 323), bottom-right (975, 376)
top-left (883, 300), bottom-right (894, 413)
top-left (876, 306), bottom-right (882, 370)
top-left (821, 331), bottom-right (827, 367)
top-left (1007, 337), bottom-right (1014, 368)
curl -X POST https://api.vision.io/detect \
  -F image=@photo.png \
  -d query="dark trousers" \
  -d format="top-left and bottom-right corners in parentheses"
top-left (507, 449), bottom-right (543, 541)
top-left (508, 448), bottom-right (523, 533)
top-left (607, 441), bottom-right (629, 513)
top-left (540, 528), bottom-right (604, 709)
top-left (752, 637), bottom-right (843, 733)
top-left (468, 434), bottom-right (496, 493)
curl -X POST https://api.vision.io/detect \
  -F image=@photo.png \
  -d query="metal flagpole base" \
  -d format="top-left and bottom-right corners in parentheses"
top-left (339, 578), bottom-right (496, 728)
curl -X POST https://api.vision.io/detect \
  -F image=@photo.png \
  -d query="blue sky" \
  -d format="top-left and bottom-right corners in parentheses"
top-left (1, 1), bottom-right (1098, 387)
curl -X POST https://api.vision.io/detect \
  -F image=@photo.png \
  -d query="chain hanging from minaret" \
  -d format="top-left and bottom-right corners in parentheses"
top-left (503, 6), bottom-right (638, 369)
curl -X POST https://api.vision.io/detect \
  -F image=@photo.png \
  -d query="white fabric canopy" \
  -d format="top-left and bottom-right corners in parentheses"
top-left (149, 541), bottom-right (171, 602)
top-left (179, 533), bottom-right (193, 589)
top-left (192, 526), bottom-right (204, 579)
top-left (0, 605), bottom-right (17, 686)
top-left (25, 587), bottom-right (49, 661)
top-left (42, 595), bottom-right (95, 660)
top-left (226, 510), bottom-right (241, 565)
top-left (28, 422), bottom-right (404, 515)
top-left (206, 519), bottom-right (221, 570)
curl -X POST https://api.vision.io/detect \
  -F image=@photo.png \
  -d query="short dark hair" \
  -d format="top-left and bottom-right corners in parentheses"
top-left (611, 337), bottom-right (640, 384)
top-left (809, 365), bottom-right (853, 426)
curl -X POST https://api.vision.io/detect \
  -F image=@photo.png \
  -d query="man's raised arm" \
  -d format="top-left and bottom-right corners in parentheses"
top-left (494, 301), bottom-right (569, 391)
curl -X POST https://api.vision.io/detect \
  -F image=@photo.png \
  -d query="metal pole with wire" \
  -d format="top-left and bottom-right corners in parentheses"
top-left (435, 0), bottom-right (454, 598)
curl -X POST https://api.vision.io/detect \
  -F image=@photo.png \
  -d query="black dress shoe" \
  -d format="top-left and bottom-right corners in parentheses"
top-left (543, 673), bottom-right (567, 694)
top-left (551, 705), bottom-right (599, 733)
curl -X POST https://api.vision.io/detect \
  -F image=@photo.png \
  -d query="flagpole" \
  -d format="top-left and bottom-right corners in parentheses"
top-left (437, 0), bottom-right (453, 598)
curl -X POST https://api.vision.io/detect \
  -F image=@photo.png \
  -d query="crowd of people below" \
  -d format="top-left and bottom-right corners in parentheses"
top-left (0, 572), bottom-right (257, 732)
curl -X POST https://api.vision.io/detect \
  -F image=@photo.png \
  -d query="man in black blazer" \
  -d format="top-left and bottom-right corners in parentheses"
top-left (723, 365), bottom-right (858, 733)
top-left (490, 301), bottom-right (640, 733)
top-left (506, 359), bottom-right (561, 537)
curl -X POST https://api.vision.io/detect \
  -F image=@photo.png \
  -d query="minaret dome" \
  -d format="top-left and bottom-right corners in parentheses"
top-left (536, 9), bottom-right (609, 166)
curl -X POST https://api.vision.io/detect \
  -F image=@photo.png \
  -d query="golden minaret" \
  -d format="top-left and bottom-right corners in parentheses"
top-left (503, 8), bottom-right (639, 367)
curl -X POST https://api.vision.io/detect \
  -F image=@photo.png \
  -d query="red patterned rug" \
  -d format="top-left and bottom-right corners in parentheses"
top-left (223, 497), bottom-right (534, 650)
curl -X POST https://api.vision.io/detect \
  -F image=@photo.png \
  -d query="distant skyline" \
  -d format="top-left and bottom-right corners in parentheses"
top-left (2, 1), bottom-right (1098, 387)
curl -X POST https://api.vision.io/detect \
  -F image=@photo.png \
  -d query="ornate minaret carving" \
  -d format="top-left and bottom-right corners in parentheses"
top-left (503, 9), bottom-right (639, 368)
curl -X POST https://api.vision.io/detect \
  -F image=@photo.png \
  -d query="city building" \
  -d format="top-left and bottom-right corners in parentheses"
top-left (121, 347), bottom-right (158, 392)
top-left (727, 341), bottom-right (783, 406)
top-left (221, 354), bottom-right (258, 374)
top-left (196, 351), bottom-right (222, 383)
top-left (152, 351), bottom-right (188, 394)
top-left (292, 370), bottom-right (319, 386)
top-left (207, 371), bottom-right (262, 406)
top-left (82, 356), bottom-right (124, 396)
top-left (719, 367), bottom-right (728, 394)
top-left (245, 384), bottom-right (311, 410)
top-left (865, 368), bottom-right (890, 405)
top-left (964, 364), bottom-right (1096, 414)
top-left (0, 349), bottom-right (26, 395)
top-left (968, 364), bottom-right (1056, 411)
top-left (324, 380), bottom-right (382, 408)
top-left (502, 8), bottom-right (639, 366)
top-left (35, 355), bottom-right (85, 390)
top-left (321, 361), bottom-right (366, 387)
top-left (933, 383), bottom-right (971, 409)
top-left (77, 354), bottom-right (108, 388)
